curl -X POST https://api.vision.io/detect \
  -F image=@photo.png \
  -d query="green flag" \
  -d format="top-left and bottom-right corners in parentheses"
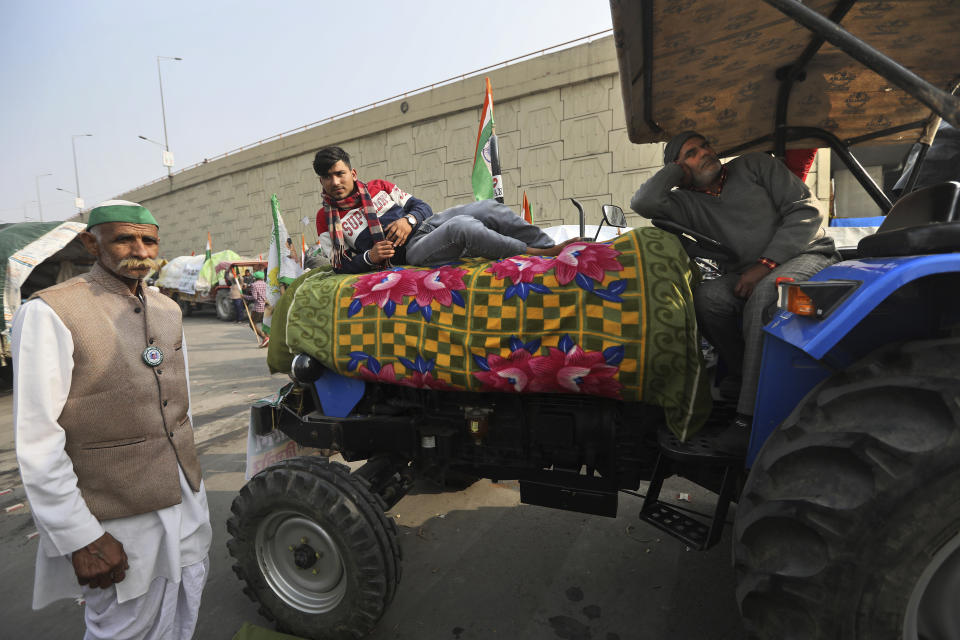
top-left (471, 77), bottom-right (498, 201)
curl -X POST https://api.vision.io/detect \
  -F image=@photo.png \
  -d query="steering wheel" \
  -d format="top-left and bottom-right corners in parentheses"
top-left (650, 218), bottom-right (739, 264)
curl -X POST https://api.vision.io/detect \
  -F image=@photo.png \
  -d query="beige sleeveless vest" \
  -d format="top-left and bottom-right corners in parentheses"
top-left (34, 263), bottom-right (202, 521)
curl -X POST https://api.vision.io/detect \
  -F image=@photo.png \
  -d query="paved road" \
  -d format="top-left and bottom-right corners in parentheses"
top-left (0, 311), bottom-right (744, 639)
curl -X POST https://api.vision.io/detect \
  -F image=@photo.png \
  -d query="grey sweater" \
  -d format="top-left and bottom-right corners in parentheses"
top-left (630, 152), bottom-right (836, 272)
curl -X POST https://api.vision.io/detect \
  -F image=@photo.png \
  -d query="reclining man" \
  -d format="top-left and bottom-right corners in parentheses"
top-left (313, 146), bottom-right (581, 273)
top-left (631, 131), bottom-right (839, 453)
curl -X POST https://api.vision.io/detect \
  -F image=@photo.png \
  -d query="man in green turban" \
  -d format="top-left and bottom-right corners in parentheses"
top-left (243, 269), bottom-right (270, 347)
top-left (12, 200), bottom-right (212, 638)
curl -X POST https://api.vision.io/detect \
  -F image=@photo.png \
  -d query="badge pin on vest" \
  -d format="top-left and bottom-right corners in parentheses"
top-left (142, 346), bottom-right (164, 367)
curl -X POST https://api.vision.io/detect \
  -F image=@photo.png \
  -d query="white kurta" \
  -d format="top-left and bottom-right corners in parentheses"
top-left (12, 299), bottom-right (213, 609)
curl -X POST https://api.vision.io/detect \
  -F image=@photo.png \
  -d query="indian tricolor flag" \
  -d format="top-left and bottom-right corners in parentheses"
top-left (471, 77), bottom-right (501, 201)
top-left (204, 232), bottom-right (212, 262)
top-left (521, 192), bottom-right (533, 224)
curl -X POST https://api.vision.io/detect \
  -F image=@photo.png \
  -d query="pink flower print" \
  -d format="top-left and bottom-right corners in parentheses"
top-left (553, 242), bottom-right (624, 286)
top-left (473, 349), bottom-right (534, 392)
top-left (350, 269), bottom-right (421, 317)
top-left (486, 257), bottom-right (554, 301)
top-left (398, 371), bottom-right (456, 390)
top-left (357, 363), bottom-right (399, 383)
top-left (526, 348), bottom-right (566, 393)
top-left (413, 266), bottom-right (467, 308)
top-left (528, 346), bottom-right (622, 398)
top-left (486, 257), bottom-right (552, 286)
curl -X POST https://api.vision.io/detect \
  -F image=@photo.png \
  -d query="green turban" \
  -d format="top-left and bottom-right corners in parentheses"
top-left (87, 200), bottom-right (158, 230)
top-left (253, 271), bottom-right (265, 280)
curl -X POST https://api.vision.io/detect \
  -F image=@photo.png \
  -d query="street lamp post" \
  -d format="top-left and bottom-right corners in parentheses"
top-left (138, 134), bottom-right (168, 167)
top-left (156, 56), bottom-right (182, 177)
top-left (34, 173), bottom-right (52, 222)
top-left (56, 187), bottom-right (79, 207)
top-left (71, 134), bottom-right (92, 216)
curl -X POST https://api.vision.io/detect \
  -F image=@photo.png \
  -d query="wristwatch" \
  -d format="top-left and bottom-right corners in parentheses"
top-left (405, 214), bottom-right (417, 227)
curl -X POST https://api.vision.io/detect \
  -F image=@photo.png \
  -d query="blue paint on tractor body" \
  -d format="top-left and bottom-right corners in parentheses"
top-left (748, 253), bottom-right (960, 465)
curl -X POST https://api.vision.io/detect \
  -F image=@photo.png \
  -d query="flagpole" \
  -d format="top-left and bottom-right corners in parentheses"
top-left (490, 123), bottom-right (503, 204)
top-left (233, 266), bottom-right (260, 342)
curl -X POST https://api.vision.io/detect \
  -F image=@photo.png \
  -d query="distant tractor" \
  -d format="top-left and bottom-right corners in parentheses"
top-left (159, 258), bottom-right (266, 321)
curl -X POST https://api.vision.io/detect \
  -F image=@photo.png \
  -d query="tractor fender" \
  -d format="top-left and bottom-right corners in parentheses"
top-left (749, 253), bottom-right (960, 465)
top-left (765, 253), bottom-right (960, 359)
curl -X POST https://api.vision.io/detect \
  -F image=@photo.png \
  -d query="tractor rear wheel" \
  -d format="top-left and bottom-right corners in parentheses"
top-left (734, 338), bottom-right (960, 640)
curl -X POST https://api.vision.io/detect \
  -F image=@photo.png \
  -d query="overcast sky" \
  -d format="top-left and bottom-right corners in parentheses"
top-left (0, 0), bottom-right (613, 224)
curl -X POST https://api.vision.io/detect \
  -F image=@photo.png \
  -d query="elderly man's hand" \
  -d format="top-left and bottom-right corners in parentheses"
top-left (734, 264), bottom-right (772, 299)
top-left (369, 240), bottom-right (396, 264)
top-left (72, 532), bottom-right (129, 589)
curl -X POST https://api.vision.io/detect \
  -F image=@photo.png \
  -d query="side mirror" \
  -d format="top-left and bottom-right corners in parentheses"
top-left (595, 204), bottom-right (628, 240)
top-left (602, 204), bottom-right (628, 228)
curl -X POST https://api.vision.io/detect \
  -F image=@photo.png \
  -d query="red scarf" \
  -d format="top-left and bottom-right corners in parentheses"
top-left (322, 180), bottom-right (388, 269)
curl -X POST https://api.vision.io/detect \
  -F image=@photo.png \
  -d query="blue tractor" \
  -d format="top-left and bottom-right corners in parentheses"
top-left (228, 1), bottom-right (960, 638)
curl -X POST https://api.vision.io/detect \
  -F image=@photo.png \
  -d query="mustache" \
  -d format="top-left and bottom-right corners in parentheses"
top-left (117, 257), bottom-right (158, 271)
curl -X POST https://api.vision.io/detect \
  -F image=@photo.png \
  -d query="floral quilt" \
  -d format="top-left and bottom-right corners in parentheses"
top-left (268, 228), bottom-right (711, 439)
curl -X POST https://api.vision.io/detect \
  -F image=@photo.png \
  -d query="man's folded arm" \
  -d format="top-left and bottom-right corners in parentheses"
top-left (630, 163), bottom-right (686, 219)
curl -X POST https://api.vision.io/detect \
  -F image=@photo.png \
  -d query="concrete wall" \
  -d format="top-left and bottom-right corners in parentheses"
top-left (121, 36), bottom-right (830, 258)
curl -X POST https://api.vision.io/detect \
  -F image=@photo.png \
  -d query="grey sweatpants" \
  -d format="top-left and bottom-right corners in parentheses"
top-left (405, 200), bottom-right (554, 266)
top-left (695, 252), bottom-right (839, 416)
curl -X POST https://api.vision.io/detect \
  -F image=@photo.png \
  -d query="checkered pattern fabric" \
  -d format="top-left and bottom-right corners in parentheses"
top-left (281, 228), bottom-right (711, 438)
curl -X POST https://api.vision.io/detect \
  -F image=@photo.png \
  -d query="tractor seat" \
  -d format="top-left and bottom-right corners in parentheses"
top-left (858, 182), bottom-right (960, 258)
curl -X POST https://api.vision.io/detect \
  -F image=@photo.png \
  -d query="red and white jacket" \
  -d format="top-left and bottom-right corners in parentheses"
top-left (316, 179), bottom-right (433, 273)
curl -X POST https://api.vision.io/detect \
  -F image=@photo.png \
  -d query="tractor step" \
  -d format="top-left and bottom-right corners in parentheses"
top-left (639, 501), bottom-right (712, 549)
top-left (638, 426), bottom-right (743, 551)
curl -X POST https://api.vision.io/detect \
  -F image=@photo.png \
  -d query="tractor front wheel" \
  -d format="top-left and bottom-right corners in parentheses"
top-left (227, 457), bottom-right (401, 640)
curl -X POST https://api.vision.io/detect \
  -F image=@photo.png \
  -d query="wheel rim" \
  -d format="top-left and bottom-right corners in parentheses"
top-left (903, 528), bottom-right (960, 640)
top-left (255, 510), bottom-right (347, 614)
